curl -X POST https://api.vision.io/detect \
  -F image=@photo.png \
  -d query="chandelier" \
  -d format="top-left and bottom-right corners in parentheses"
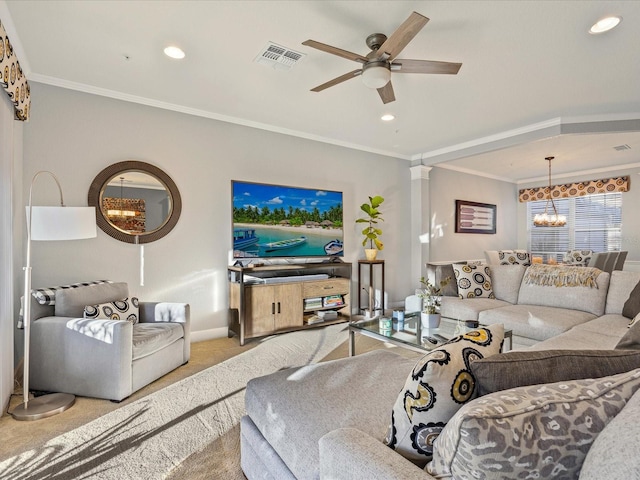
top-left (533, 156), bottom-right (567, 227)
top-left (106, 177), bottom-right (138, 219)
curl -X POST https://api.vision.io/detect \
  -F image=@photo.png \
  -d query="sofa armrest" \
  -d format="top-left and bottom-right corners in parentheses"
top-left (319, 428), bottom-right (434, 480)
top-left (139, 302), bottom-right (190, 362)
top-left (30, 316), bottom-right (134, 400)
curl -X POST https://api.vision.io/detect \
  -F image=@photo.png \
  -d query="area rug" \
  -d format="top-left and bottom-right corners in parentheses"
top-left (0, 324), bottom-right (348, 480)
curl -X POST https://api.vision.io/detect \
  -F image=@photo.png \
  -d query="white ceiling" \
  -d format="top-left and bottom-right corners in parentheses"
top-left (4, 0), bottom-right (640, 183)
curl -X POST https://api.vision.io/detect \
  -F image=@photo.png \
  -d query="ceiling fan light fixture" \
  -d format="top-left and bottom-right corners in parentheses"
top-left (381, 114), bottom-right (395, 121)
top-left (361, 63), bottom-right (391, 89)
top-left (589, 15), bottom-right (622, 34)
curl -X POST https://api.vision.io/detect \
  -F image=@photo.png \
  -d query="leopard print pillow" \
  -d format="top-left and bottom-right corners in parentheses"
top-left (427, 368), bottom-right (640, 479)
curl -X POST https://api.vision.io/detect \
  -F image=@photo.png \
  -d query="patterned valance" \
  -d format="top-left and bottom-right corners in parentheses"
top-left (519, 176), bottom-right (629, 203)
top-left (0, 19), bottom-right (30, 121)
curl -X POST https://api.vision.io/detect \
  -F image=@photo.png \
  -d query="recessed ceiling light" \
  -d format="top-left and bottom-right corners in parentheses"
top-left (589, 15), bottom-right (622, 34)
top-left (164, 46), bottom-right (185, 59)
top-left (381, 114), bottom-right (395, 121)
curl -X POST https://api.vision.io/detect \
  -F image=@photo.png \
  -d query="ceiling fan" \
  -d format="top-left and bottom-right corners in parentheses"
top-left (302, 12), bottom-right (461, 104)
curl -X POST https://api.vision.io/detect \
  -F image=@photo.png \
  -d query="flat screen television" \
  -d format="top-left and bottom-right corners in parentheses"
top-left (232, 180), bottom-right (344, 259)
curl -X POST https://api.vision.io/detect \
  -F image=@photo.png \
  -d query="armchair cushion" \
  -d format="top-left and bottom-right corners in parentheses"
top-left (55, 282), bottom-right (129, 317)
top-left (132, 323), bottom-right (184, 360)
top-left (84, 297), bottom-right (139, 323)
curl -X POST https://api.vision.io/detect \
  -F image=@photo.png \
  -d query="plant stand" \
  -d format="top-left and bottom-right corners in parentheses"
top-left (357, 259), bottom-right (385, 315)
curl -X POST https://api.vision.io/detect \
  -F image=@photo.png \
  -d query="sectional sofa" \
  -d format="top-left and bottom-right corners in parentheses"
top-left (240, 265), bottom-right (640, 480)
top-left (440, 264), bottom-right (636, 348)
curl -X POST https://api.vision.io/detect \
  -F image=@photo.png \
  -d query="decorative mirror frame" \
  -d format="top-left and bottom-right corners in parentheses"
top-left (88, 160), bottom-right (182, 244)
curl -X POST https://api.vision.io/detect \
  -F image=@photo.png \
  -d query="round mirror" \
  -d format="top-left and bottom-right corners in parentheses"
top-left (88, 161), bottom-right (182, 244)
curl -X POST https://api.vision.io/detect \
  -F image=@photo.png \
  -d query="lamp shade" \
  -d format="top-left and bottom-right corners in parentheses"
top-left (361, 65), bottom-right (391, 89)
top-left (27, 206), bottom-right (97, 241)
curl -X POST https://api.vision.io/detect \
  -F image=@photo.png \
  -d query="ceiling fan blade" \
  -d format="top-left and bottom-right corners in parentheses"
top-left (377, 81), bottom-right (395, 104)
top-left (391, 59), bottom-right (462, 74)
top-left (376, 12), bottom-right (429, 61)
top-left (302, 40), bottom-right (368, 64)
top-left (310, 69), bottom-right (362, 92)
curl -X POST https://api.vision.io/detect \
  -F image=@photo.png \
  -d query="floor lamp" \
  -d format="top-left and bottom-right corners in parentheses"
top-left (10, 171), bottom-right (96, 421)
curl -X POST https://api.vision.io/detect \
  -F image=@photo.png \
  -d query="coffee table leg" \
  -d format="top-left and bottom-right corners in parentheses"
top-left (349, 328), bottom-right (356, 356)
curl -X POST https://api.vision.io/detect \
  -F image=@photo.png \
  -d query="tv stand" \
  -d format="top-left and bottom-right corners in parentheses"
top-left (228, 262), bottom-right (352, 345)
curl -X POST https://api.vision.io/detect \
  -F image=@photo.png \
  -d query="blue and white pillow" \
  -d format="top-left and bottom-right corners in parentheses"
top-left (84, 297), bottom-right (139, 324)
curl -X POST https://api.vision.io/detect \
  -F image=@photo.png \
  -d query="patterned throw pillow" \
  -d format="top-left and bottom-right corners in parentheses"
top-left (427, 368), bottom-right (640, 479)
top-left (563, 249), bottom-right (594, 266)
top-left (384, 324), bottom-right (504, 464)
top-left (84, 297), bottom-right (139, 324)
top-left (452, 263), bottom-right (494, 299)
top-left (32, 280), bottom-right (112, 306)
top-left (498, 249), bottom-right (531, 266)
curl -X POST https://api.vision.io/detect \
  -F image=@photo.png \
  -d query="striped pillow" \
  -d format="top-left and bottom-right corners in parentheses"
top-left (32, 280), bottom-right (112, 305)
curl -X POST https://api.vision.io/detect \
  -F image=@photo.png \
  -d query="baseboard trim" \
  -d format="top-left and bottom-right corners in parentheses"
top-left (190, 327), bottom-right (230, 343)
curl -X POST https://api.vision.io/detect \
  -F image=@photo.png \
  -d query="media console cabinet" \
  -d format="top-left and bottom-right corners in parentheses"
top-left (228, 262), bottom-right (352, 345)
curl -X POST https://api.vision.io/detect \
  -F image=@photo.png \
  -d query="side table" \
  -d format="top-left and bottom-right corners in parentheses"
top-left (357, 259), bottom-right (385, 314)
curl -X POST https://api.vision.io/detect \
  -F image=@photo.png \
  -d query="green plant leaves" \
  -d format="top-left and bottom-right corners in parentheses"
top-left (356, 195), bottom-right (385, 250)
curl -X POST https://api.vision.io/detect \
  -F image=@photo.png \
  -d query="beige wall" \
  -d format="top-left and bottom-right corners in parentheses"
top-left (20, 83), bottom-right (414, 340)
top-left (427, 167), bottom-right (519, 262)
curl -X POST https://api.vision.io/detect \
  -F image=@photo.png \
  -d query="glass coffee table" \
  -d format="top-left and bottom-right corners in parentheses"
top-left (348, 312), bottom-right (512, 356)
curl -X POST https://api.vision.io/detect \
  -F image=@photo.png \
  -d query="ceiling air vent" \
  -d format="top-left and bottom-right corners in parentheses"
top-left (613, 144), bottom-right (631, 151)
top-left (254, 42), bottom-right (305, 70)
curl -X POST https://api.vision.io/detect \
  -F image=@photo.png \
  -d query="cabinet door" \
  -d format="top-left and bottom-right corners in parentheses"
top-left (274, 283), bottom-right (303, 331)
top-left (245, 285), bottom-right (276, 336)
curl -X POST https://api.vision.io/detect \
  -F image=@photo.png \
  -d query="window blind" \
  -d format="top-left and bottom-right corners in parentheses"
top-left (527, 193), bottom-right (622, 261)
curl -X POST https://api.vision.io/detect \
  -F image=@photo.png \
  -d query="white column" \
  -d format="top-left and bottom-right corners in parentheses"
top-left (410, 165), bottom-right (432, 289)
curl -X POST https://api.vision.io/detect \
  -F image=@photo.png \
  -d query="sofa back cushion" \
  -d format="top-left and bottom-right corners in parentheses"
top-left (604, 270), bottom-right (640, 315)
top-left (427, 368), bottom-right (640, 479)
top-left (470, 349), bottom-right (640, 396)
top-left (55, 282), bottom-right (129, 317)
top-left (517, 266), bottom-right (610, 316)
top-left (488, 265), bottom-right (526, 304)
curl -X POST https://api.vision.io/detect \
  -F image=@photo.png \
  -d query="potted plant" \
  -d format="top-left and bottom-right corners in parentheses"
top-left (356, 195), bottom-right (384, 261)
top-left (417, 275), bottom-right (451, 330)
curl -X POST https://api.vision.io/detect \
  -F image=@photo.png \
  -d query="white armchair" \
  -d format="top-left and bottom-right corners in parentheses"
top-left (27, 282), bottom-right (190, 401)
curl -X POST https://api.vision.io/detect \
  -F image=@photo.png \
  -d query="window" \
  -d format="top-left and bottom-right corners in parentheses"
top-left (527, 193), bottom-right (622, 261)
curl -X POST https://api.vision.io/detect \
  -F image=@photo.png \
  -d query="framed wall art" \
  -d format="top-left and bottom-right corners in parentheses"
top-left (455, 200), bottom-right (496, 234)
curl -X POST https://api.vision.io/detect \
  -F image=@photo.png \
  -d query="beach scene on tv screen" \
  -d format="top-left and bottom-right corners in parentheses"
top-left (232, 181), bottom-right (344, 258)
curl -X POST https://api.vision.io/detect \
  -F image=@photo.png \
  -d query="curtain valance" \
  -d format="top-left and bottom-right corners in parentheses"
top-left (0, 19), bottom-right (30, 121)
top-left (519, 176), bottom-right (629, 203)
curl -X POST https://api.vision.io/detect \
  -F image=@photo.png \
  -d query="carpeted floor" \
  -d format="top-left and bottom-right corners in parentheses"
top-left (0, 324), bottom-right (409, 479)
